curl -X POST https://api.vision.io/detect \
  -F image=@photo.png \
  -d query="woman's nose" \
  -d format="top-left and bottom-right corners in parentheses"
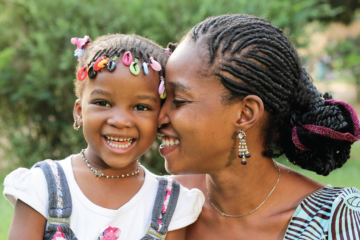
top-left (158, 100), bottom-right (170, 128)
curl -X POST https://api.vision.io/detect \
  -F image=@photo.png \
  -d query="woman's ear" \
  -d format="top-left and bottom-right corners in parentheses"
top-left (73, 99), bottom-right (83, 126)
top-left (235, 95), bottom-right (264, 131)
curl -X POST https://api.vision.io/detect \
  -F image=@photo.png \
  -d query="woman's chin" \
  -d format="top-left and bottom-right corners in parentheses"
top-left (165, 160), bottom-right (184, 175)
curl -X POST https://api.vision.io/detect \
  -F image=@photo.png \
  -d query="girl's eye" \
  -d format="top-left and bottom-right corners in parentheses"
top-left (95, 101), bottom-right (111, 107)
top-left (134, 105), bottom-right (149, 111)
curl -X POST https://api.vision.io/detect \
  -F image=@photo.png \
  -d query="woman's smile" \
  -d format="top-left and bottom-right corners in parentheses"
top-left (158, 135), bottom-right (181, 156)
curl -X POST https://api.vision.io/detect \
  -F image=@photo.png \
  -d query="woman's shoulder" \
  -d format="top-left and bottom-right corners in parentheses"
top-left (284, 186), bottom-right (360, 239)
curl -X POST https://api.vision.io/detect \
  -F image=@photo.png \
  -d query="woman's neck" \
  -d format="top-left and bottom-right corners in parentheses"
top-left (206, 153), bottom-right (281, 217)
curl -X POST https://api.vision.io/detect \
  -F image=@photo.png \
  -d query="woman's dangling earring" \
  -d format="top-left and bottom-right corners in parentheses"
top-left (237, 131), bottom-right (251, 165)
top-left (73, 120), bottom-right (81, 130)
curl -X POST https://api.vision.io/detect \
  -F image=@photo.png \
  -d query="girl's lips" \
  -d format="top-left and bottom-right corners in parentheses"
top-left (102, 136), bottom-right (136, 154)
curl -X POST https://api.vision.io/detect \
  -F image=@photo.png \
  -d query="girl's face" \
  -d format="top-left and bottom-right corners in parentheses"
top-left (74, 59), bottom-right (161, 168)
top-left (158, 40), bottom-right (241, 175)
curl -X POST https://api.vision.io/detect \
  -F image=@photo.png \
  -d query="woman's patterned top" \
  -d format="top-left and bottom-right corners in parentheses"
top-left (284, 185), bottom-right (360, 240)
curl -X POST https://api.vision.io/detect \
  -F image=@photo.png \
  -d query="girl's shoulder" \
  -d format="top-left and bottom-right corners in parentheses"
top-left (143, 168), bottom-right (205, 231)
top-left (3, 156), bottom-right (72, 218)
top-left (284, 186), bottom-right (360, 240)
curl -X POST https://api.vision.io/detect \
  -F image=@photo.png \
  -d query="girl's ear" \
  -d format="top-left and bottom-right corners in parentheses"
top-left (235, 95), bottom-right (264, 131)
top-left (73, 99), bottom-right (83, 126)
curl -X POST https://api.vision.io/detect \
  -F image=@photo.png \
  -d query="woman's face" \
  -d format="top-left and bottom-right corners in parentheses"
top-left (158, 39), bottom-right (241, 175)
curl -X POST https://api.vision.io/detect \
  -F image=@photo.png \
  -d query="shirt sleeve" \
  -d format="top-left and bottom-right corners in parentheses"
top-left (3, 166), bottom-right (48, 218)
top-left (168, 183), bottom-right (205, 231)
top-left (329, 187), bottom-right (360, 239)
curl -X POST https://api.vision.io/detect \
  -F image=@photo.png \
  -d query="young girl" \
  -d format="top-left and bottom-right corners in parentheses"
top-left (4, 34), bottom-right (204, 240)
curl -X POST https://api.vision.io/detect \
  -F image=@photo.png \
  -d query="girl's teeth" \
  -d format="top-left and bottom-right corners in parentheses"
top-left (170, 140), bottom-right (174, 146)
top-left (175, 140), bottom-right (180, 144)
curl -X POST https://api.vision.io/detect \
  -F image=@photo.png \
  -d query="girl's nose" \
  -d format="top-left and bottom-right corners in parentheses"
top-left (107, 110), bottom-right (134, 129)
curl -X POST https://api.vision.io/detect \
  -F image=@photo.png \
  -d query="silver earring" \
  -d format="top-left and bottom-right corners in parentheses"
top-left (237, 131), bottom-right (251, 165)
top-left (73, 120), bottom-right (81, 130)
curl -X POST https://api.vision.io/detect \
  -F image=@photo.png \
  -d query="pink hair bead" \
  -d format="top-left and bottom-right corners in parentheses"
top-left (122, 51), bottom-right (133, 66)
top-left (149, 57), bottom-right (161, 71)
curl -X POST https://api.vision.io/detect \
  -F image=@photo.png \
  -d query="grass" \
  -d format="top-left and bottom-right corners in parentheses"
top-left (1, 145), bottom-right (360, 239)
top-left (0, 174), bottom-right (13, 240)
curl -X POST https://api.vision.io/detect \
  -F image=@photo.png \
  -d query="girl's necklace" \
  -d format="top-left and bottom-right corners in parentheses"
top-left (81, 149), bottom-right (140, 179)
top-left (206, 160), bottom-right (281, 217)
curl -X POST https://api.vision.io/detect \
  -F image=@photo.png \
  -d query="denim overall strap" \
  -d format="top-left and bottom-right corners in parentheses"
top-left (142, 177), bottom-right (181, 240)
top-left (35, 160), bottom-right (77, 240)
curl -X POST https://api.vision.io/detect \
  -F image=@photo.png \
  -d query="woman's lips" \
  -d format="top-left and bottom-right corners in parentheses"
top-left (159, 136), bottom-right (180, 156)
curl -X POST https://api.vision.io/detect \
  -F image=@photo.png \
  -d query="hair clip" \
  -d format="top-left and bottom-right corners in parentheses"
top-left (159, 76), bottom-right (166, 99)
top-left (143, 62), bottom-right (149, 75)
top-left (107, 56), bottom-right (118, 72)
top-left (122, 51), bottom-right (133, 66)
top-left (71, 35), bottom-right (90, 62)
top-left (130, 58), bottom-right (140, 76)
top-left (149, 57), bottom-right (161, 71)
top-left (77, 66), bottom-right (88, 81)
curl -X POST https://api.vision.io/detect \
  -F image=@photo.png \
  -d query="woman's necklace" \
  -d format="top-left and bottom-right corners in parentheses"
top-left (81, 149), bottom-right (140, 179)
top-left (206, 160), bottom-right (281, 217)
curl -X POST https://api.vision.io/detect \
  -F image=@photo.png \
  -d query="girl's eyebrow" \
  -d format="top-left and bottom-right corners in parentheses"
top-left (90, 89), bottom-right (111, 96)
top-left (136, 95), bottom-right (158, 103)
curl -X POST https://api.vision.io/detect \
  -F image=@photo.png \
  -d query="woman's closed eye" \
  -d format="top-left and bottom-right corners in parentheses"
top-left (172, 99), bottom-right (188, 107)
top-left (94, 100), bottom-right (111, 107)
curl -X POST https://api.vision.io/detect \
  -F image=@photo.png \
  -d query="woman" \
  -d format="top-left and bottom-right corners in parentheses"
top-left (158, 14), bottom-right (360, 239)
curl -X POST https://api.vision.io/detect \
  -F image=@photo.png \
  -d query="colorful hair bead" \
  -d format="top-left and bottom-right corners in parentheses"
top-left (77, 66), bottom-right (88, 81)
top-left (159, 76), bottom-right (166, 99)
top-left (88, 65), bottom-right (97, 79)
top-left (149, 57), bottom-right (161, 71)
top-left (107, 56), bottom-right (118, 72)
top-left (160, 89), bottom-right (167, 99)
top-left (130, 58), bottom-right (140, 76)
top-left (143, 62), bottom-right (149, 75)
top-left (98, 58), bottom-right (109, 69)
top-left (94, 56), bottom-right (105, 71)
top-left (122, 51), bottom-right (133, 66)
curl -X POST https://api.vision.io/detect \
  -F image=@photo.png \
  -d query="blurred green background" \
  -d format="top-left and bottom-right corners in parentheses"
top-left (1, 0), bottom-right (360, 238)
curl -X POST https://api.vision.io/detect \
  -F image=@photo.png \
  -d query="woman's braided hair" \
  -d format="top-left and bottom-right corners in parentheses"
top-left (74, 34), bottom-right (168, 98)
top-left (169, 14), bottom-right (354, 176)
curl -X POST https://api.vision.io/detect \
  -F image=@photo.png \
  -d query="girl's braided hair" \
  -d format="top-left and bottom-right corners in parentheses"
top-left (74, 34), bottom-right (168, 98)
top-left (169, 14), bottom-right (355, 176)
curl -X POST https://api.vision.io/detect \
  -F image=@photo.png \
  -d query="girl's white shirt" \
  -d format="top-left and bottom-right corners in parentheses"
top-left (3, 155), bottom-right (205, 239)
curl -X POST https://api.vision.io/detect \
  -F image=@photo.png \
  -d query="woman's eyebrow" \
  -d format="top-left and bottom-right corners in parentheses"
top-left (90, 89), bottom-right (111, 96)
top-left (169, 81), bottom-right (191, 92)
top-left (136, 95), bottom-right (158, 103)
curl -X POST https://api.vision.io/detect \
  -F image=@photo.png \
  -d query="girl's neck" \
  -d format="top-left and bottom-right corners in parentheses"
top-left (206, 153), bottom-right (280, 218)
top-left (83, 147), bottom-right (140, 178)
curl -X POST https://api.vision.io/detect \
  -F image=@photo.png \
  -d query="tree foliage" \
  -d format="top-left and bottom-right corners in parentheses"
top-left (0, 0), bottom-right (356, 172)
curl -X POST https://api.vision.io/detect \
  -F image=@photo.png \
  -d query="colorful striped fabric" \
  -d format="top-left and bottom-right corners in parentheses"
top-left (284, 185), bottom-right (360, 240)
